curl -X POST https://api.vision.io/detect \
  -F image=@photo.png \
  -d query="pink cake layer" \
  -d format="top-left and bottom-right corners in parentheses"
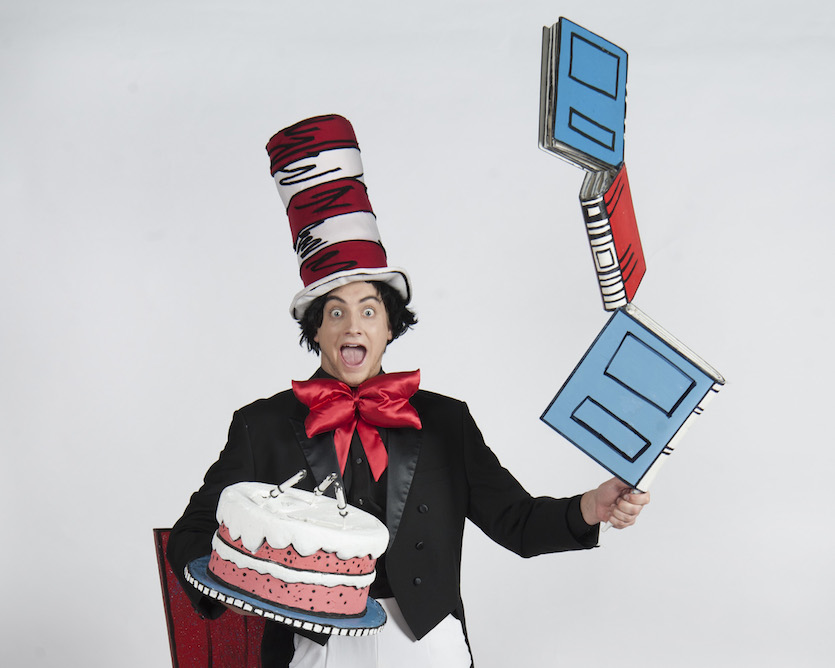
top-left (208, 551), bottom-right (368, 616)
top-left (217, 523), bottom-right (376, 575)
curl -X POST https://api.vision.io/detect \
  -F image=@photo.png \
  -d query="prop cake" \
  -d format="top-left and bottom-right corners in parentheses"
top-left (207, 472), bottom-right (389, 618)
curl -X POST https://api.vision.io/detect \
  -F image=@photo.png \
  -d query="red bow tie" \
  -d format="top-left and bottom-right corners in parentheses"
top-left (292, 370), bottom-right (422, 481)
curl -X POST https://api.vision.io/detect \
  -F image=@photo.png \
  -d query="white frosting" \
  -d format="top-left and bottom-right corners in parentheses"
top-left (211, 533), bottom-right (376, 588)
top-left (215, 481), bottom-right (389, 560)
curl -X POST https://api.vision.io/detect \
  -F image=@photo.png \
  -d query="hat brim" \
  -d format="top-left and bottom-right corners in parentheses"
top-left (290, 267), bottom-right (411, 319)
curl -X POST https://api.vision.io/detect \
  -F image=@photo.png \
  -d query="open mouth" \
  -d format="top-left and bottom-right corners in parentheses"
top-left (340, 344), bottom-right (367, 367)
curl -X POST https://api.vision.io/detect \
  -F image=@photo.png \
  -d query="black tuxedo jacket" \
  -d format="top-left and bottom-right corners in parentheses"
top-left (168, 384), bottom-right (598, 659)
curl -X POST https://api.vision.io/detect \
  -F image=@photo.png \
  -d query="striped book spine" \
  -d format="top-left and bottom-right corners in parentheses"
top-left (580, 164), bottom-right (645, 310)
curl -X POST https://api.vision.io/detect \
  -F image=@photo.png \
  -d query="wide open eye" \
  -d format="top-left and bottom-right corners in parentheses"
top-left (362, 307), bottom-right (375, 317)
top-left (329, 307), bottom-right (343, 318)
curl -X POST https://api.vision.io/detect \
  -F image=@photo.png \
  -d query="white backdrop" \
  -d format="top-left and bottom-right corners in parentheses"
top-left (2, 1), bottom-right (833, 666)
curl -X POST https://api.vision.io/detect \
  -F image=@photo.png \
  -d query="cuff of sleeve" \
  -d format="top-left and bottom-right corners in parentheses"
top-left (566, 495), bottom-right (600, 548)
top-left (195, 596), bottom-right (227, 620)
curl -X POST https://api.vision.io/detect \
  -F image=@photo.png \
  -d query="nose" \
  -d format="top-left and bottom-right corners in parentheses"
top-left (344, 308), bottom-right (363, 334)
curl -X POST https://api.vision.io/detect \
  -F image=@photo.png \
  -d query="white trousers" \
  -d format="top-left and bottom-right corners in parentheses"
top-left (288, 598), bottom-right (472, 668)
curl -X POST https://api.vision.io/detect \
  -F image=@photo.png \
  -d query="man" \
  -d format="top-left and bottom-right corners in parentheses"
top-left (167, 115), bottom-right (649, 667)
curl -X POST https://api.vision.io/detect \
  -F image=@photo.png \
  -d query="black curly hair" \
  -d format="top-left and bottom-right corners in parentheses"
top-left (298, 281), bottom-right (417, 354)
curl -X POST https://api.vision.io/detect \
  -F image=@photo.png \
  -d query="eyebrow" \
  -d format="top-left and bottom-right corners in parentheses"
top-left (324, 295), bottom-right (382, 306)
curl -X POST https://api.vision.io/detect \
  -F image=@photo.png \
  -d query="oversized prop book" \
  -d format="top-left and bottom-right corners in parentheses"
top-left (580, 164), bottom-right (645, 310)
top-left (539, 17), bottom-right (628, 171)
top-left (541, 304), bottom-right (725, 491)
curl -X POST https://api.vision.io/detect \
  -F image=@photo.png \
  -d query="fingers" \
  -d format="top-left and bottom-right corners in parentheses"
top-left (608, 491), bottom-right (650, 529)
top-left (624, 490), bottom-right (651, 506)
top-left (604, 477), bottom-right (632, 498)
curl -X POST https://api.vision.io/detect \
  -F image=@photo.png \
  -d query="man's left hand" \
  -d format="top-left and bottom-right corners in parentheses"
top-left (580, 477), bottom-right (650, 529)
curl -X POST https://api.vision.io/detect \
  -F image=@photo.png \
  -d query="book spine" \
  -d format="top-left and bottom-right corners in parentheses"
top-left (580, 193), bottom-right (628, 310)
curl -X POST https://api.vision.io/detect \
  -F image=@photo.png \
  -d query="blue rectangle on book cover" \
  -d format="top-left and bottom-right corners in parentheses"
top-left (554, 18), bottom-right (627, 168)
top-left (541, 305), bottom-right (723, 490)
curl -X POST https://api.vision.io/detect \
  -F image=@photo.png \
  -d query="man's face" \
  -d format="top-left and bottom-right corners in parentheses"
top-left (314, 281), bottom-right (392, 386)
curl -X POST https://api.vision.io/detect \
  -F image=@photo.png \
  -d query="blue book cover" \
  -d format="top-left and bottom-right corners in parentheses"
top-left (541, 305), bottom-right (724, 491)
top-left (539, 17), bottom-right (628, 171)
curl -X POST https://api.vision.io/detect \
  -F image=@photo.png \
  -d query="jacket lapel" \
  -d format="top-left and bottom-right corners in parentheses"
top-left (385, 426), bottom-right (421, 548)
top-left (290, 411), bottom-right (341, 495)
top-left (290, 368), bottom-right (344, 492)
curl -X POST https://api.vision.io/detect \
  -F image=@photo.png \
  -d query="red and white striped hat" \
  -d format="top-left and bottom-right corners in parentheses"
top-left (266, 114), bottom-right (412, 319)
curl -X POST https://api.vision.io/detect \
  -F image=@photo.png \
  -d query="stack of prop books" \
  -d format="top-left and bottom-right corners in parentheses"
top-left (537, 18), bottom-right (724, 491)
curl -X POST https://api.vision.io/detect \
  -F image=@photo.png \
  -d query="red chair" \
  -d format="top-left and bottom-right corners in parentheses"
top-left (154, 528), bottom-right (265, 667)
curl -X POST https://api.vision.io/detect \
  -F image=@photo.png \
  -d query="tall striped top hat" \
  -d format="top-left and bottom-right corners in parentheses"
top-left (266, 114), bottom-right (412, 319)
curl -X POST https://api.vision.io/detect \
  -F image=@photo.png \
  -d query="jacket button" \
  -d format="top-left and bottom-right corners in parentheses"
top-left (415, 541), bottom-right (424, 550)
top-left (413, 577), bottom-right (422, 586)
top-left (418, 503), bottom-right (429, 514)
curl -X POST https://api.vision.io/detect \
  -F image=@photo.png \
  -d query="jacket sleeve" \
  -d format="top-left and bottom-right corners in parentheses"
top-left (460, 402), bottom-right (599, 557)
top-left (166, 410), bottom-right (256, 618)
